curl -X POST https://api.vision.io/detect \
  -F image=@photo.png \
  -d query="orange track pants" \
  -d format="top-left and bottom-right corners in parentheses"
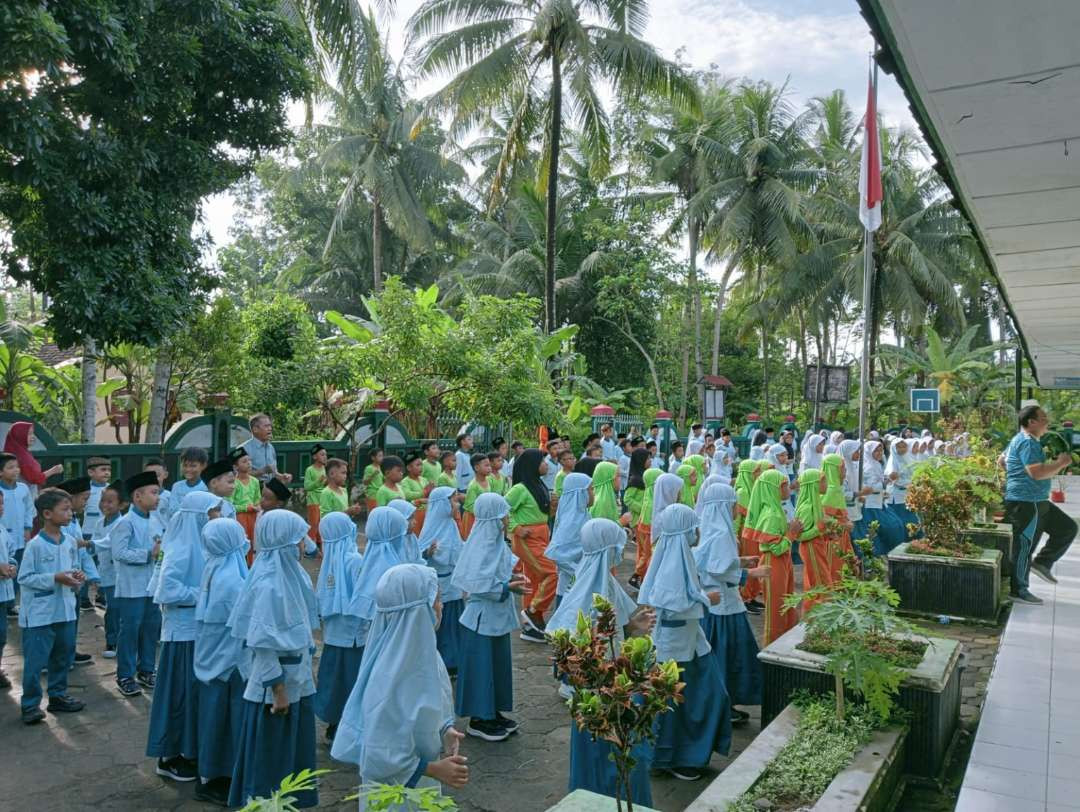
top-left (799, 536), bottom-right (832, 612)
top-left (237, 511), bottom-right (258, 567)
top-left (512, 523), bottom-right (556, 619)
top-left (306, 504), bottom-right (322, 547)
top-left (762, 550), bottom-right (798, 646)
top-left (634, 524), bottom-right (652, 579)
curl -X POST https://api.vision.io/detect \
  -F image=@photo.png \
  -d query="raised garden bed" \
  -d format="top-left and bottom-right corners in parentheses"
top-left (958, 523), bottom-right (1014, 577)
top-left (759, 623), bottom-right (961, 779)
top-left (546, 790), bottom-right (658, 812)
top-left (887, 543), bottom-right (1002, 622)
top-left (686, 704), bottom-right (907, 812)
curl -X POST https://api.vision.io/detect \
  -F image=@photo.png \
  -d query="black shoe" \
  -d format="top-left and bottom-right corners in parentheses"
top-left (746, 599), bottom-right (765, 611)
top-left (0, 671), bottom-right (11, 689)
top-left (519, 609), bottom-right (546, 633)
top-left (103, 646), bottom-right (116, 660)
top-left (628, 574), bottom-right (641, 589)
top-left (116, 678), bottom-right (142, 697)
top-left (446, 667), bottom-right (458, 679)
top-left (744, 603), bottom-right (762, 615)
top-left (495, 713), bottom-right (519, 734)
top-left (1031, 563), bottom-right (1058, 584)
top-left (1011, 589), bottom-right (1044, 605)
top-left (79, 599), bottom-right (94, 612)
top-left (156, 757), bottom-right (198, 783)
top-left (136, 671), bottom-right (156, 689)
top-left (519, 627), bottom-right (547, 644)
top-left (325, 723), bottom-right (337, 742)
top-left (194, 778), bottom-right (230, 807)
top-left (22, 706), bottom-right (45, 725)
top-left (731, 708), bottom-right (750, 726)
top-left (47, 694), bottom-right (85, 713)
top-left (666, 767), bottom-right (703, 781)
top-left (6, 607), bottom-right (17, 618)
top-left (73, 652), bottom-right (92, 665)
top-left (94, 594), bottom-right (107, 609)
top-left (466, 718), bottom-right (511, 742)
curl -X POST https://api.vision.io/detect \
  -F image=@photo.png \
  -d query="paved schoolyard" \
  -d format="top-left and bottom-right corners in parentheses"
top-left (0, 538), bottom-right (1001, 811)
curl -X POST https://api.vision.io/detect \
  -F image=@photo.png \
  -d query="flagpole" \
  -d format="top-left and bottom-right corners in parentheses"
top-left (857, 54), bottom-right (878, 493)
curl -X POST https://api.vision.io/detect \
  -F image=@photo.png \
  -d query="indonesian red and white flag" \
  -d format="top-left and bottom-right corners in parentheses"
top-left (859, 64), bottom-right (882, 232)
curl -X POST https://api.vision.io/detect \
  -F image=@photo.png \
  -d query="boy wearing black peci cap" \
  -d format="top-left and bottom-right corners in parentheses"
top-left (201, 458), bottom-right (237, 519)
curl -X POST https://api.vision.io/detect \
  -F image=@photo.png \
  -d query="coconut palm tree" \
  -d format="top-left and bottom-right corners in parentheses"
top-left (318, 9), bottom-right (464, 293)
top-left (407, 0), bottom-right (698, 332)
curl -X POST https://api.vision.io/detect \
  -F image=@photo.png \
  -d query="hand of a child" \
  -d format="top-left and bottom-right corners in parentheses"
top-left (270, 684), bottom-right (289, 716)
top-left (706, 590), bottom-right (723, 606)
top-left (739, 556), bottom-right (760, 568)
top-left (508, 575), bottom-right (529, 594)
top-left (628, 607), bottom-right (656, 637)
top-left (54, 571), bottom-right (81, 588)
top-left (425, 542), bottom-right (439, 558)
top-left (429, 755), bottom-right (469, 789)
top-left (442, 726), bottom-right (464, 757)
top-left (748, 564), bottom-right (771, 579)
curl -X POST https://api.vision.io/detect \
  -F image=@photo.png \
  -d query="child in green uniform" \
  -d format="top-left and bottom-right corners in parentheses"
top-left (319, 459), bottom-right (360, 518)
top-left (363, 448), bottom-right (384, 513)
top-left (375, 456), bottom-right (405, 508)
top-left (229, 448), bottom-right (262, 547)
top-left (437, 452), bottom-right (457, 489)
top-left (553, 449), bottom-right (575, 497)
top-left (488, 453), bottom-right (509, 496)
top-left (400, 452), bottom-right (431, 534)
top-left (460, 453), bottom-right (492, 537)
top-left (303, 444), bottom-right (329, 543)
top-left (420, 441), bottom-right (442, 487)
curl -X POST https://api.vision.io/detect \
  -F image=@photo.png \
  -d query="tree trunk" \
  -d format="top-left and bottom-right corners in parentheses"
top-left (372, 197), bottom-right (384, 294)
top-left (997, 298), bottom-right (1010, 366)
top-left (710, 254), bottom-right (741, 375)
top-left (80, 338), bottom-right (97, 443)
top-left (604, 316), bottom-right (666, 411)
top-left (761, 326), bottom-right (770, 421)
top-left (796, 311), bottom-right (808, 370)
top-left (678, 299), bottom-right (690, 425)
top-left (689, 211), bottom-right (704, 418)
top-left (145, 354), bottom-right (172, 445)
top-left (28, 285), bottom-right (36, 320)
top-left (544, 48), bottom-right (563, 334)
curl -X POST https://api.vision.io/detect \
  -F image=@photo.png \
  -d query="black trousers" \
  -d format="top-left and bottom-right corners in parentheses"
top-left (1004, 499), bottom-right (1077, 593)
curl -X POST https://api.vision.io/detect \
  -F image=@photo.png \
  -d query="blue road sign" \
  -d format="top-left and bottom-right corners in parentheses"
top-left (910, 388), bottom-right (940, 413)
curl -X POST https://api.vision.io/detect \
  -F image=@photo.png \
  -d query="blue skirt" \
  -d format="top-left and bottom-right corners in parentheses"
top-left (569, 723), bottom-right (652, 806)
top-left (653, 652), bottom-right (731, 769)
top-left (701, 612), bottom-right (762, 706)
top-left (197, 671), bottom-right (246, 780)
top-left (314, 643), bottom-right (364, 726)
top-left (436, 599), bottom-right (464, 672)
top-left (146, 640), bottom-right (198, 759)
top-left (455, 627), bottom-right (513, 720)
top-left (889, 503), bottom-right (921, 538)
top-left (864, 506), bottom-right (907, 555)
top-left (229, 695), bottom-right (318, 809)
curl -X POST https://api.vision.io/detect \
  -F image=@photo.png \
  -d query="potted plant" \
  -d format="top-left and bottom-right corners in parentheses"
top-left (889, 455), bottom-right (1003, 621)
top-left (549, 595), bottom-right (682, 812)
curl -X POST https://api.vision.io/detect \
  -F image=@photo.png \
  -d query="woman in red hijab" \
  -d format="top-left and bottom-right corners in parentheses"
top-left (3, 422), bottom-right (63, 488)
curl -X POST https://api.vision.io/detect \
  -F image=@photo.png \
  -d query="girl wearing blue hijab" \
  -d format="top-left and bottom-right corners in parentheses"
top-left (350, 507), bottom-right (409, 647)
top-left (695, 483), bottom-right (767, 721)
top-left (227, 509), bottom-right (320, 809)
top-left (451, 492), bottom-right (527, 743)
top-left (193, 518), bottom-right (250, 806)
top-left (331, 564), bottom-right (469, 807)
top-left (388, 498), bottom-right (425, 563)
top-left (639, 503), bottom-right (732, 782)
top-left (419, 487), bottom-right (465, 673)
top-left (544, 472), bottom-right (593, 606)
top-left (548, 518), bottom-right (654, 806)
top-left (147, 490), bottom-right (222, 781)
top-left (314, 512), bottom-right (364, 742)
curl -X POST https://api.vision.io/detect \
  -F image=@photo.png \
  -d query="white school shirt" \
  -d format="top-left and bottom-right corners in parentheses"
top-left (454, 450), bottom-right (474, 492)
top-left (82, 481), bottom-right (107, 538)
top-left (0, 480), bottom-right (35, 551)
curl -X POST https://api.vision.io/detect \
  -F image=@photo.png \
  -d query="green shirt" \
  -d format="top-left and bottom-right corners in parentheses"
top-left (231, 476), bottom-right (261, 512)
top-left (490, 474), bottom-right (509, 496)
top-left (376, 483), bottom-right (404, 507)
top-left (506, 483), bottom-right (547, 531)
top-left (554, 469), bottom-right (567, 496)
top-left (363, 464), bottom-right (383, 500)
top-left (319, 486), bottom-right (350, 515)
top-left (303, 464), bottom-right (327, 507)
top-left (463, 478), bottom-right (490, 514)
top-left (421, 459), bottom-right (441, 487)
top-left (401, 476), bottom-right (427, 508)
top-left (623, 486), bottom-right (645, 527)
top-left (437, 472), bottom-right (456, 489)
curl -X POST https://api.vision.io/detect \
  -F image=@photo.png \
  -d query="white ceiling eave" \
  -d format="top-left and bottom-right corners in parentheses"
top-left (858, 0), bottom-right (1080, 387)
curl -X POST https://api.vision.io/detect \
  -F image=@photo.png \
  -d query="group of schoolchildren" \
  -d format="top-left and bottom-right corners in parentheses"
top-left (0, 417), bottom-right (946, 809)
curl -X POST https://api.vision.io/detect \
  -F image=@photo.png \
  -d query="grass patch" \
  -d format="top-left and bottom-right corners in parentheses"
top-left (726, 699), bottom-right (877, 812)
top-left (798, 628), bottom-right (927, 670)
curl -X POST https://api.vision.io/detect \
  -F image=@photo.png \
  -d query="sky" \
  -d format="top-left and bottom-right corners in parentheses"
top-left (201, 0), bottom-right (914, 263)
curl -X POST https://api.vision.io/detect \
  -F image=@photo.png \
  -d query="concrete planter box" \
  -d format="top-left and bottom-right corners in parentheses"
top-left (686, 704), bottom-right (907, 812)
top-left (759, 623), bottom-right (961, 779)
top-left (887, 543), bottom-right (1002, 622)
top-left (546, 789), bottom-right (658, 812)
top-left (958, 523), bottom-right (1014, 577)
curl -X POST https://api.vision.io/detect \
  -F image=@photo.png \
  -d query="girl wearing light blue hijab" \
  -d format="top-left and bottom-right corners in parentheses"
top-left (639, 503), bottom-right (732, 782)
top-left (331, 565), bottom-right (469, 808)
top-left (146, 490), bottom-right (222, 778)
top-left (544, 472), bottom-right (593, 604)
top-left (388, 498), bottom-right (425, 563)
top-left (695, 483), bottom-right (765, 721)
top-left (418, 486), bottom-right (465, 673)
top-left (314, 512), bottom-right (364, 741)
top-left (193, 518), bottom-right (250, 805)
top-left (350, 507), bottom-right (409, 646)
top-left (549, 519), bottom-right (654, 806)
top-left (451, 492), bottom-right (526, 743)
top-left (227, 509), bottom-right (319, 809)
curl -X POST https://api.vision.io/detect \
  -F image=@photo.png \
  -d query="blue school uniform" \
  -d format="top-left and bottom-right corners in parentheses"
top-left (17, 530), bottom-right (80, 711)
top-left (195, 519), bottom-right (250, 781)
top-left (169, 479), bottom-right (207, 518)
top-left (83, 481), bottom-right (108, 539)
top-left (387, 499), bottom-right (424, 563)
top-left (147, 492), bottom-right (220, 761)
top-left (92, 513), bottom-right (121, 649)
top-left (313, 512), bottom-right (365, 732)
top-left (420, 487), bottom-right (465, 672)
top-left (451, 493), bottom-right (517, 721)
top-left (0, 527), bottom-right (16, 660)
top-left (695, 483), bottom-right (762, 706)
top-left (545, 473), bottom-right (591, 599)
top-left (331, 565), bottom-right (456, 807)
top-left (227, 510), bottom-right (319, 809)
top-left (639, 504), bottom-right (731, 770)
top-left (861, 443), bottom-right (907, 555)
top-left (2, 479), bottom-right (35, 605)
top-left (111, 507), bottom-right (163, 680)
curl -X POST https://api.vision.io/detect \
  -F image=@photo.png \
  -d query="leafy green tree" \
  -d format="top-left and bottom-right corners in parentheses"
top-left (408, 0), bottom-right (698, 332)
top-left (0, 0), bottom-right (311, 348)
top-left (880, 325), bottom-right (1008, 408)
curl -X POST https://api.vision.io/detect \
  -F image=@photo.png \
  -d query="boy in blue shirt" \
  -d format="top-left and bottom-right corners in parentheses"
top-left (170, 448), bottom-right (208, 514)
top-left (0, 452), bottom-right (35, 615)
top-left (111, 471), bottom-right (163, 697)
top-left (58, 477), bottom-right (101, 666)
top-left (0, 496), bottom-right (17, 688)
top-left (17, 488), bottom-right (86, 724)
top-left (144, 458), bottom-right (172, 541)
top-left (91, 480), bottom-right (125, 659)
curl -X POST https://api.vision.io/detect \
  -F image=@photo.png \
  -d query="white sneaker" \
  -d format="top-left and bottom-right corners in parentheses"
top-left (103, 648), bottom-right (117, 659)
top-left (558, 682), bottom-right (575, 701)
